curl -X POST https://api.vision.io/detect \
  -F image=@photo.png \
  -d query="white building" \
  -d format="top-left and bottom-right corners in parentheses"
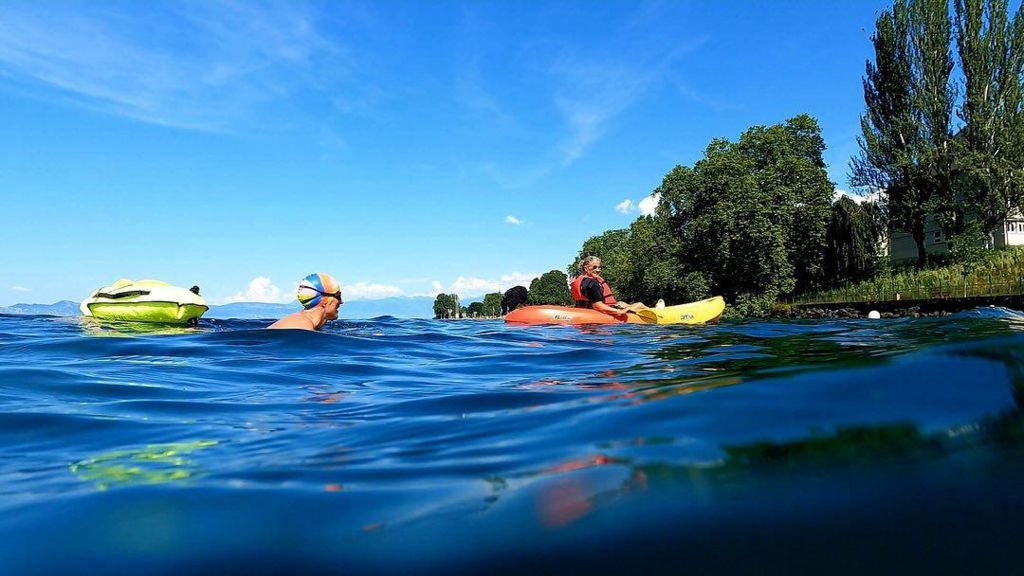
top-left (888, 214), bottom-right (1024, 262)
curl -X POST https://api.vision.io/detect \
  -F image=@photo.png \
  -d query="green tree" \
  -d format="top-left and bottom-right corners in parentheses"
top-left (432, 294), bottom-right (446, 319)
top-left (660, 136), bottom-right (794, 306)
top-left (949, 221), bottom-right (988, 296)
top-left (527, 270), bottom-right (572, 305)
top-left (466, 302), bottom-right (485, 317)
top-left (736, 114), bottom-right (835, 292)
top-left (568, 229), bottom-right (632, 295)
top-left (657, 116), bottom-right (832, 309)
top-left (852, 0), bottom-right (937, 268)
top-left (825, 196), bottom-right (882, 285)
top-left (482, 292), bottom-right (502, 317)
top-left (432, 293), bottom-right (461, 319)
top-left (568, 114), bottom-right (835, 314)
top-left (953, 0), bottom-right (1024, 234)
top-left (622, 215), bottom-right (699, 304)
top-left (912, 0), bottom-right (957, 235)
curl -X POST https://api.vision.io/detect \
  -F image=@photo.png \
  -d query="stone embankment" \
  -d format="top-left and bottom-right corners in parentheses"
top-left (772, 305), bottom-right (951, 320)
top-left (773, 294), bottom-right (1024, 320)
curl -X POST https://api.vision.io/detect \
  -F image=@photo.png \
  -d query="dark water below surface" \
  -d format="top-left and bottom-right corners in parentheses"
top-left (2, 310), bottom-right (1024, 574)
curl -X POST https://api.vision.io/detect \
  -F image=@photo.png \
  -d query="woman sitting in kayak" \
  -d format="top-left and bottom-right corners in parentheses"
top-left (570, 256), bottom-right (649, 321)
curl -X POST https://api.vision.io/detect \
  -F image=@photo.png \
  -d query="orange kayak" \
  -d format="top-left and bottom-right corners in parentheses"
top-left (503, 306), bottom-right (645, 325)
top-left (503, 297), bottom-right (725, 326)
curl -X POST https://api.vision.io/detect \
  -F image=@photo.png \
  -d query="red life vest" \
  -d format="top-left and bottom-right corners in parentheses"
top-left (570, 274), bottom-right (618, 308)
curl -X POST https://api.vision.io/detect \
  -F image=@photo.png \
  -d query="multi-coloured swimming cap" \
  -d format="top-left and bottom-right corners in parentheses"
top-left (297, 273), bottom-right (341, 309)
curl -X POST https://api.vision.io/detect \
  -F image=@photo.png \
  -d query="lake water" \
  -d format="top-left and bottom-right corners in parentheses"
top-left (2, 310), bottom-right (1023, 574)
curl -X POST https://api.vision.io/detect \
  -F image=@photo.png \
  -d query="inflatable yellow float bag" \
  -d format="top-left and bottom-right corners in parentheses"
top-left (80, 279), bottom-right (208, 325)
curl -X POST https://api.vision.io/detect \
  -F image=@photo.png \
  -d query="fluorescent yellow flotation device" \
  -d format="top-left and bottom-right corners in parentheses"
top-left (80, 279), bottom-right (208, 325)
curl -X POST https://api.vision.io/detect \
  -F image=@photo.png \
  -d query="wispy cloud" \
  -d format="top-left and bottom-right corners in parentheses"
top-left (0, 2), bottom-right (350, 131)
top-left (10, 286), bottom-right (31, 292)
top-left (452, 6), bottom-right (516, 129)
top-left (476, 160), bottom-right (553, 190)
top-left (505, 215), bottom-right (522, 225)
top-left (670, 77), bottom-right (739, 113)
top-left (549, 9), bottom-right (709, 165)
top-left (553, 61), bottom-right (658, 165)
top-left (455, 5), bottom-right (709, 190)
top-left (454, 57), bottom-right (514, 128)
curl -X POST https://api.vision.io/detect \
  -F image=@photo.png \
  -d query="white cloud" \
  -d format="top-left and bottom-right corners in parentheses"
top-left (223, 276), bottom-right (294, 304)
top-left (615, 199), bottom-right (635, 214)
top-left (449, 276), bottom-right (500, 294)
top-left (445, 271), bottom-right (541, 297)
top-left (498, 272), bottom-right (541, 287)
top-left (505, 215), bottom-right (522, 225)
top-left (10, 286), bottom-right (31, 292)
top-left (833, 189), bottom-right (881, 204)
top-left (222, 277), bottom-right (405, 303)
top-left (834, 189), bottom-right (859, 203)
top-left (614, 193), bottom-right (659, 216)
top-left (342, 282), bottom-right (403, 300)
top-left (638, 192), bottom-right (660, 216)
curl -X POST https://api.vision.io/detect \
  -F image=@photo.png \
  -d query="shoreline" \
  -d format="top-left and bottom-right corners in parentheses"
top-left (773, 294), bottom-right (1024, 319)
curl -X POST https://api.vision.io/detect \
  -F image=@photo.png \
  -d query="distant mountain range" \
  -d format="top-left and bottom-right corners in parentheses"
top-left (0, 297), bottom-right (436, 320)
top-left (0, 301), bottom-right (82, 317)
top-left (205, 297), bottom-right (435, 319)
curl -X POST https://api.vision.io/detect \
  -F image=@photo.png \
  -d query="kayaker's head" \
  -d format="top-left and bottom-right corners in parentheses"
top-left (297, 272), bottom-right (343, 321)
top-left (580, 256), bottom-right (602, 279)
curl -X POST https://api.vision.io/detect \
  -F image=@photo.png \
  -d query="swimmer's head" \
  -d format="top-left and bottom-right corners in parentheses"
top-left (297, 273), bottom-right (343, 313)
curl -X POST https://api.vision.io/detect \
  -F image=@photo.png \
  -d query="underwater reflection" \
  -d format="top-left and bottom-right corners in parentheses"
top-left (77, 317), bottom-right (203, 338)
top-left (70, 441), bottom-right (218, 490)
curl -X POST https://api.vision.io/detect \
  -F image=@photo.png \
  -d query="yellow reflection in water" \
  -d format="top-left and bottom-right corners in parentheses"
top-left (69, 440), bottom-right (218, 490)
top-left (76, 317), bottom-right (202, 337)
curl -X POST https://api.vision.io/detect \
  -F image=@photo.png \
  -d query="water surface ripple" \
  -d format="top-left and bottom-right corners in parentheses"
top-left (2, 310), bottom-right (1024, 574)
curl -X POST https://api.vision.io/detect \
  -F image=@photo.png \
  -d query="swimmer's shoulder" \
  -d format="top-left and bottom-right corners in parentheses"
top-left (267, 311), bottom-right (316, 331)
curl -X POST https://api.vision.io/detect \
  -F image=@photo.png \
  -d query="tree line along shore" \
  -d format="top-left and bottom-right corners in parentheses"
top-left (439, 0), bottom-right (1024, 320)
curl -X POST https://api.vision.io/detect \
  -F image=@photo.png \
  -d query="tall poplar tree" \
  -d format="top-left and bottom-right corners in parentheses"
top-left (853, 0), bottom-right (955, 268)
top-left (953, 0), bottom-right (1024, 234)
top-left (911, 0), bottom-right (957, 234)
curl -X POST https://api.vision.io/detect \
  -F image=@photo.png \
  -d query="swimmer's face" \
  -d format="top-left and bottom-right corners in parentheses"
top-left (324, 292), bottom-right (343, 320)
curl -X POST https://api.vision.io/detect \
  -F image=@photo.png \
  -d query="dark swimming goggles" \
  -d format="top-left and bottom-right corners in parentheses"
top-left (303, 284), bottom-right (344, 303)
top-left (313, 288), bottom-right (343, 303)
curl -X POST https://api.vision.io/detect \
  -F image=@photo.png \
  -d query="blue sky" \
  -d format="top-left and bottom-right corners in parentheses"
top-left (0, 0), bottom-right (891, 306)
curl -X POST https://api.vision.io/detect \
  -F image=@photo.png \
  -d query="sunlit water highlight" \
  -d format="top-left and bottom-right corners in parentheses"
top-left (2, 310), bottom-right (1024, 574)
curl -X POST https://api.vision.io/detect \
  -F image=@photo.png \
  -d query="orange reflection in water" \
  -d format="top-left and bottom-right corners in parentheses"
top-left (543, 453), bottom-right (619, 474)
top-left (536, 453), bottom-right (621, 527)
top-left (535, 455), bottom-right (649, 528)
top-left (538, 478), bottom-right (593, 528)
